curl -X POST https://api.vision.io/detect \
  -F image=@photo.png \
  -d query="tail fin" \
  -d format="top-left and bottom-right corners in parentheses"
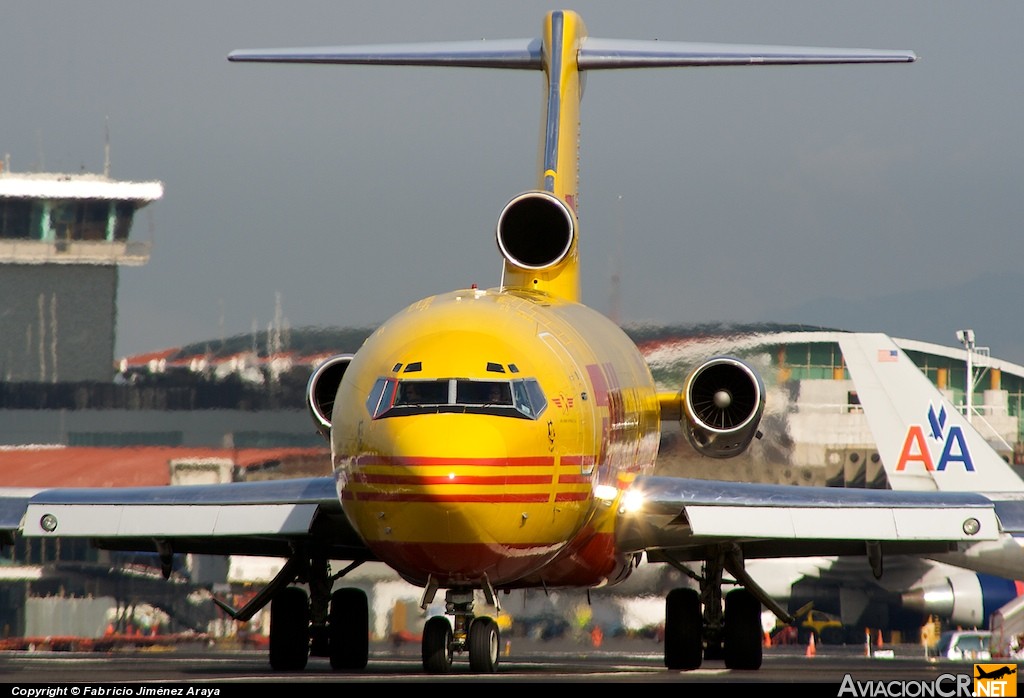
top-left (839, 333), bottom-right (1024, 493)
top-left (229, 10), bottom-right (915, 303)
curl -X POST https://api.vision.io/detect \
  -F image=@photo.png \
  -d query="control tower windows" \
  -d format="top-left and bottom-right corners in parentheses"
top-left (50, 201), bottom-right (110, 241)
top-left (0, 200), bottom-right (36, 239)
top-left (113, 202), bottom-right (136, 240)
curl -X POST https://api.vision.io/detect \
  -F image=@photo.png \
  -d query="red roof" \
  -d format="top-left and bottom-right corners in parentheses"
top-left (0, 446), bottom-right (329, 488)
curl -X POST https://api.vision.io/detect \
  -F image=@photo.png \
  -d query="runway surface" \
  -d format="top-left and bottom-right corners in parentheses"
top-left (0, 639), bottom-right (1010, 688)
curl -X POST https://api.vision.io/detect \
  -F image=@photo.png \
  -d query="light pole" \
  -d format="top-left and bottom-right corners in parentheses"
top-left (956, 329), bottom-right (976, 423)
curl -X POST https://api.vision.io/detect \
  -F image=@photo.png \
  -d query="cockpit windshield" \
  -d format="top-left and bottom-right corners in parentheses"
top-left (366, 377), bottom-right (546, 420)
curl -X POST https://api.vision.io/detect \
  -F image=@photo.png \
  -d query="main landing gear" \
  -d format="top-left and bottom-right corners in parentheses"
top-left (210, 555), bottom-right (372, 673)
top-left (267, 577), bottom-right (370, 671)
top-left (662, 545), bottom-right (786, 671)
top-left (255, 564), bottom-right (500, 675)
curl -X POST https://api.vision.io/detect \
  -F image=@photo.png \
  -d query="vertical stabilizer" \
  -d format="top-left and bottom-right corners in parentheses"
top-left (228, 12), bottom-right (915, 305)
top-left (497, 10), bottom-right (585, 301)
top-left (839, 333), bottom-right (1024, 493)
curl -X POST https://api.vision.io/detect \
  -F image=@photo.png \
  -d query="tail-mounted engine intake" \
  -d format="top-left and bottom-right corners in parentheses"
top-left (681, 356), bottom-right (765, 458)
top-left (496, 191), bottom-right (575, 270)
top-left (306, 354), bottom-right (353, 442)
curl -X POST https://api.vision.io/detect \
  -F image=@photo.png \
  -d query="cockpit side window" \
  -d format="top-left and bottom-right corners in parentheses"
top-left (512, 379), bottom-right (548, 418)
top-left (365, 377), bottom-right (397, 418)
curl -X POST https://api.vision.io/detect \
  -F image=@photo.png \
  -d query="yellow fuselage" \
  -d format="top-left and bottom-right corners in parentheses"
top-left (331, 287), bottom-right (660, 588)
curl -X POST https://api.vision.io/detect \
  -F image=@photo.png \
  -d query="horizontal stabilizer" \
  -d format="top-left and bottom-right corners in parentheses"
top-left (228, 39), bottom-right (543, 69)
top-left (578, 38), bottom-right (916, 69)
top-left (229, 38), bottom-right (915, 72)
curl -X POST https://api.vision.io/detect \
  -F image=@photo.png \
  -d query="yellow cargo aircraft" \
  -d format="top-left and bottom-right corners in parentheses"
top-left (0, 9), bottom-right (1008, 676)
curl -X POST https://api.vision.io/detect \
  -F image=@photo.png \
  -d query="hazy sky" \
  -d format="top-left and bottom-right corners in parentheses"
top-left (4, 2), bottom-right (1023, 361)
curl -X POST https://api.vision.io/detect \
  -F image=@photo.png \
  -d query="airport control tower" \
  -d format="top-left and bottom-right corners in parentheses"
top-left (0, 167), bottom-right (163, 382)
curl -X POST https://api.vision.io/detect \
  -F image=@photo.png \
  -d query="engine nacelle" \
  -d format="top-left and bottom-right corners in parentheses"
top-left (681, 356), bottom-right (765, 458)
top-left (496, 190), bottom-right (575, 270)
top-left (901, 572), bottom-right (1021, 629)
top-left (306, 354), bottom-right (354, 442)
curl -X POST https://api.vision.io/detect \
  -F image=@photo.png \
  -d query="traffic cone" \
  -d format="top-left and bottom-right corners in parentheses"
top-left (806, 632), bottom-right (816, 657)
top-left (764, 631), bottom-right (772, 648)
top-left (877, 629), bottom-right (884, 648)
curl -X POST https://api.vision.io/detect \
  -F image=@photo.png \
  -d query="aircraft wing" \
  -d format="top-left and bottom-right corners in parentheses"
top-left (1, 471), bottom-right (996, 569)
top-left (617, 476), bottom-right (1002, 561)
top-left (0, 477), bottom-right (374, 561)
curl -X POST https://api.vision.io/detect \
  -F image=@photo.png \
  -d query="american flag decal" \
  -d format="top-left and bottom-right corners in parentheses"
top-left (877, 349), bottom-right (898, 362)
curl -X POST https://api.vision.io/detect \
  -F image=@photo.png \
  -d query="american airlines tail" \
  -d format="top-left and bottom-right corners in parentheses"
top-left (839, 333), bottom-right (1024, 493)
top-left (810, 334), bottom-right (1024, 626)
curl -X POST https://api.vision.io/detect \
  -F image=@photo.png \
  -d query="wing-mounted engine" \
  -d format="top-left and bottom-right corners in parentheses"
top-left (306, 354), bottom-right (354, 442)
top-left (681, 356), bottom-right (765, 458)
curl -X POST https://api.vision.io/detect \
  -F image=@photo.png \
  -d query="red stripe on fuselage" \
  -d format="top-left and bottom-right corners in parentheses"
top-left (559, 455), bottom-right (597, 466)
top-left (353, 473), bottom-right (555, 486)
top-left (342, 490), bottom-right (554, 503)
top-left (355, 455), bottom-right (556, 466)
top-left (343, 487), bottom-right (590, 503)
top-left (344, 453), bottom-right (595, 503)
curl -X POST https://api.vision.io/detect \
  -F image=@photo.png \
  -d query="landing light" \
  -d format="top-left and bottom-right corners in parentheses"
top-left (619, 489), bottom-right (645, 515)
top-left (594, 484), bottom-right (618, 503)
top-left (39, 514), bottom-right (58, 533)
top-left (963, 517), bottom-right (981, 536)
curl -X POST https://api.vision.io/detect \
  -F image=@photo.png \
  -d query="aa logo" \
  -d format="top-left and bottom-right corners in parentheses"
top-left (896, 403), bottom-right (975, 472)
top-left (975, 663), bottom-right (1018, 696)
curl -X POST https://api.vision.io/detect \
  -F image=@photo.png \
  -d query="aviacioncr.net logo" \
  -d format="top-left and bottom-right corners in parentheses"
top-left (838, 673), bottom-right (971, 696)
top-left (974, 663), bottom-right (1018, 697)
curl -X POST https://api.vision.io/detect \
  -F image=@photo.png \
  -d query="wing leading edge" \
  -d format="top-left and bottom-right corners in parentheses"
top-left (616, 476), bottom-right (1001, 562)
top-left (0, 477), bottom-right (373, 561)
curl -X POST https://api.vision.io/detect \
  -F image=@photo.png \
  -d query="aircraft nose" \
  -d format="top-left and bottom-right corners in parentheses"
top-left (389, 414), bottom-right (509, 469)
top-left (345, 413), bottom-right (564, 585)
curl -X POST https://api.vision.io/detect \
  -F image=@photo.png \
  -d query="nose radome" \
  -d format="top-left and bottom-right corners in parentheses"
top-left (388, 414), bottom-right (510, 466)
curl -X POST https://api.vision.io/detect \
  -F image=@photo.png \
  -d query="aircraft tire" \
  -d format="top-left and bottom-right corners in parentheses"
top-left (664, 588), bottom-right (703, 670)
top-left (269, 586), bottom-right (311, 671)
top-left (422, 616), bottom-right (454, 674)
top-left (329, 587), bottom-right (369, 670)
top-left (468, 616), bottom-right (500, 673)
top-left (723, 588), bottom-right (763, 670)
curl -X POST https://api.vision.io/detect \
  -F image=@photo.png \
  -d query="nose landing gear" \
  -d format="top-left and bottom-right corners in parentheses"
top-left (421, 587), bottom-right (501, 674)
